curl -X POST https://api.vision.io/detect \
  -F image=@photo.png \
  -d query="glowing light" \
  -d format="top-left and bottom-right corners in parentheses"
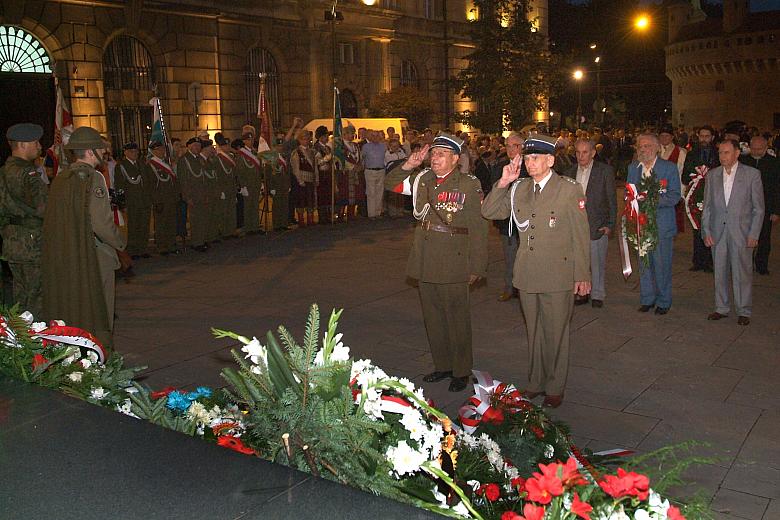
top-left (634, 15), bottom-right (650, 31)
top-left (594, 56), bottom-right (600, 64)
top-left (589, 43), bottom-right (597, 49)
top-left (573, 69), bottom-right (584, 81)
top-left (362, 0), bottom-right (377, 5)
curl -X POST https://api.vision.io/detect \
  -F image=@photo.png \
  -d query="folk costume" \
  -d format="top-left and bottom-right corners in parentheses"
top-left (291, 144), bottom-right (317, 226)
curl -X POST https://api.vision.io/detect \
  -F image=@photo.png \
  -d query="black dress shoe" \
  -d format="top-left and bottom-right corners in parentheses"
top-left (448, 376), bottom-right (468, 392)
top-left (638, 304), bottom-right (654, 312)
top-left (591, 299), bottom-right (603, 308)
top-left (689, 265), bottom-right (703, 272)
top-left (574, 295), bottom-right (590, 306)
top-left (756, 269), bottom-right (769, 275)
top-left (708, 312), bottom-right (727, 320)
top-left (654, 307), bottom-right (669, 315)
top-left (423, 370), bottom-right (452, 383)
top-left (737, 316), bottom-right (751, 326)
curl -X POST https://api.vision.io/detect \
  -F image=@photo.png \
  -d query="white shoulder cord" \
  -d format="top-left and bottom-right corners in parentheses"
top-left (120, 164), bottom-right (142, 185)
top-left (411, 168), bottom-right (431, 221)
top-left (509, 179), bottom-right (523, 238)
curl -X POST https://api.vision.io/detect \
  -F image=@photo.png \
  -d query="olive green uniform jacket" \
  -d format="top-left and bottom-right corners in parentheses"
top-left (149, 157), bottom-right (180, 253)
top-left (177, 152), bottom-right (208, 247)
top-left (261, 151), bottom-right (290, 230)
top-left (0, 156), bottom-right (47, 315)
top-left (115, 158), bottom-right (152, 255)
top-left (42, 162), bottom-right (126, 349)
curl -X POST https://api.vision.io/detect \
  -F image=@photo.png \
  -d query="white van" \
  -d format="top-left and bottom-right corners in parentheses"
top-left (303, 118), bottom-right (411, 143)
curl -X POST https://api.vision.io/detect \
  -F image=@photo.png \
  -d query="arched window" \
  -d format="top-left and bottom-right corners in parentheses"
top-left (340, 88), bottom-right (358, 118)
top-left (245, 47), bottom-right (281, 128)
top-left (103, 35), bottom-right (155, 154)
top-left (400, 60), bottom-right (419, 89)
top-left (0, 26), bottom-right (51, 73)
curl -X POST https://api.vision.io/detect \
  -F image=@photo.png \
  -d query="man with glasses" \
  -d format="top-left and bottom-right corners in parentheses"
top-left (482, 135), bottom-right (591, 408)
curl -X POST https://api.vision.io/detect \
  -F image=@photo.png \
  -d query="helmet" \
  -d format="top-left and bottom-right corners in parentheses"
top-left (65, 126), bottom-right (105, 150)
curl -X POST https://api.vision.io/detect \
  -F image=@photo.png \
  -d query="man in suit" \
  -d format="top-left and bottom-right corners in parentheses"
top-left (384, 133), bottom-right (488, 392)
top-left (627, 133), bottom-right (682, 315)
top-left (702, 139), bottom-right (764, 326)
top-left (564, 138), bottom-right (616, 307)
top-left (740, 135), bottom-right (780, 275)
top-left (482, 135), bottom-right (591, 408)
top-left (683, 126), bottom-right (719, 271)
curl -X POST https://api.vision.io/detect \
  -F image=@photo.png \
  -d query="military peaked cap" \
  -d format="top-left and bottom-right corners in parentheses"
top-left (186, 137), bottom-right (200, 146)
top-left (523, 135), bottom-right (557, 155)
top-left (431, 132), bottom-right (463, 154)
top-left (6, 123), bottom-right (43, 142)
top-left (123, 142), bottom-right (139, 150)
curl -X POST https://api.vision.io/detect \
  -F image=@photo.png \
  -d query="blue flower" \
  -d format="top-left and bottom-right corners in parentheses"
top-left (166, 391), bottom-right (193, 413)
top-left (193, 386), bottom-right (213, 399)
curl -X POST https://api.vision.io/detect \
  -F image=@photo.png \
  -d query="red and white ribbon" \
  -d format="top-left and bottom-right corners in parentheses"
top-left (619, 183), bottom-right (642, 280)
top-left (32, 324), bottom-right (107, 364)
top-left (457, 370), bottom-right (531, 434)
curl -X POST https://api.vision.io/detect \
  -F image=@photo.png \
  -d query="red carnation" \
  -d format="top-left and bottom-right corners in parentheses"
top-left (510, 476), bottom-right (526, 492)
top-left (501, 512), bottom-right (521, 520)
top-left (217, 435), bottom-right (257, 456)
top-left (525, 474), bottom-right (563, 504)
top-left (598, 468), bottom-right (650, 501)
top-left (667, 506), bottom-right (686, 520)
top-left (571, 492), bottom-right (593, 520)
top-left (481, 406), bottom-right (505, 425)
top-left (638, 213), bottom-right (648, 226)
top-left (31, 354), bottom-right (48, 370)
top-left (483, 483), bottom-right (501, 502)
top-left (660, 179), bottom-right (668, 188)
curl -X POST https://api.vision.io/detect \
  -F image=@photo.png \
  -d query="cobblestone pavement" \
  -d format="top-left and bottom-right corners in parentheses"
top-left (115, 216), bottom-right (779, 520)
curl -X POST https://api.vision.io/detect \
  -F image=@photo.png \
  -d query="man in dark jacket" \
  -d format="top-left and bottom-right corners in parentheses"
top-left (740, 135), bottom-right (780, 274)
top-left (564, 138), bottom-right (616, 307)
top-left (682, 125), bottom-right (719, 272)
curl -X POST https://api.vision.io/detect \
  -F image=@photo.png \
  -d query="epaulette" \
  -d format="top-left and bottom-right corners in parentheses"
top-left (514, 177), bottom-right (530, 183)
top-left (467, 173), bottom-right (478, 180)
top-left (562, 176), bottom-right (577, 184)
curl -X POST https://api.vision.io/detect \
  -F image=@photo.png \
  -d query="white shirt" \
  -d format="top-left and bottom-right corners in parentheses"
top-left (534, 170), bottom-right (554, 193)
top-left (723, 163), bottom-right (737, 205)
top-left (576, 161), bottom-right (593, 194)
top-left (640, 157), bottom-right (658, 179)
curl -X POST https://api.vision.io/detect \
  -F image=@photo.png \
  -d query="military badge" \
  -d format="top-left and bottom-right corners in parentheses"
top-left (94, 187), bottom-right (106, 198)
top-left (446, 213), bottom-right (454, 223)
top-left (549, 216), bottom-right (557, 228)
top-left (578, 198), bottom-right (586, 210)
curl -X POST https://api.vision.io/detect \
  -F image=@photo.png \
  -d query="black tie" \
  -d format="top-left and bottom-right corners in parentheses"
top-left (534, 184), bottom-right (541, 199)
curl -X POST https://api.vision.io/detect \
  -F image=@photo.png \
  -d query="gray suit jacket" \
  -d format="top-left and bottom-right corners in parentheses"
top-left (701, 163), bottom-right (765, 245)
top-left (564, 161), bottom-right (617, 240)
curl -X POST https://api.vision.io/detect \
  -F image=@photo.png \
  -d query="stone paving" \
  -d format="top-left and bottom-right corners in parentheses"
top-left (115, 215), bottom-right (779, 520)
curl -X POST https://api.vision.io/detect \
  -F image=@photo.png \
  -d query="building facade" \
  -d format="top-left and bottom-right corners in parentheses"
top-left (0, 0), bottom-right (489, 155)
top-left (665, 0), bottom-right (780, 130)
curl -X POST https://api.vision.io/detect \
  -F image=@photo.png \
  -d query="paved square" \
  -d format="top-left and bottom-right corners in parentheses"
top-left (115, 216), bottom-right (779, 519)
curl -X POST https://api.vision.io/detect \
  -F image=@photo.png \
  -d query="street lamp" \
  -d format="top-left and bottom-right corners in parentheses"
top-left (573, 69), bottom-right (584, 129)
top-left (634, 14), bottom-right (650, 31)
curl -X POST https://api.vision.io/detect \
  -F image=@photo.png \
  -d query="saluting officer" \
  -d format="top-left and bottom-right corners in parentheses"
top-left (482, 135), bottom-right (591, 408)
top-left (42, 126), bottom-right (126, 349)
top-left (115, 142), bottom-right (152, 258)
top-left (0, 123), bottom-right (47, 315)
top-left (384, 133), bottom-right (488, 392)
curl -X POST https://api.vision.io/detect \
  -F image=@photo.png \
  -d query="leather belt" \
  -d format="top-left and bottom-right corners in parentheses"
top-left (420, 221), bottom-right (468, 235)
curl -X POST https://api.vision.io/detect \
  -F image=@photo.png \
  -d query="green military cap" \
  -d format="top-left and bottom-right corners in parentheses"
top-left (431, 132), bottom-right (463, 154)
top-left (65, 126), bottom-right (104, 150)
top-left (6, 123), bottom-right (43, 142)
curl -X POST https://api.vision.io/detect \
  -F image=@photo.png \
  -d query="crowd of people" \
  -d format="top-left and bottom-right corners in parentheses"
top-left (1, 115), bottom-right (778, 403)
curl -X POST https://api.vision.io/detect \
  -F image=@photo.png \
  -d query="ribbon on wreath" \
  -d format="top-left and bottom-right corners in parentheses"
top-left (457, 370), bottom-right (532, 434)
top-left (32, 324), bottom-right (107, 364)
top-left (619, 183), bottom-right (643, 280)
top-left (350, 377), bottom-right (415, 416)
top-left (684, 165), bottom-right (709, 230)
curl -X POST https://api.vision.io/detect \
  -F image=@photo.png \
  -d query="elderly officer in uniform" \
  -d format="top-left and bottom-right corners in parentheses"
top-left (42, 126), bottom-right (126, 349)
top-left (0, 123), bottom-right (47, 315)
top-left (482, 135), bottom-right (591, 408)
top-left (115, 142), bottom-right (152, 258)
top-left (384, 133), bottom-right (488, 392)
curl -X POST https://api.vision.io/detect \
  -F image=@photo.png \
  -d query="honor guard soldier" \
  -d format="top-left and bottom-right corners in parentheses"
top-left (235, 132), bottom-right (264, 235)
top-left (177, 137), bottom-right (209, 252)
top-left (42, 126), bottom-right (126, 349)
top-left (148, 141), bottom-right (181, 255)
top-left (0, 123), bottom-right (47, 315)
top-left (482, 135), bottom-right (591, 408)
top-left (215, 134), bottom-right (238, 239)
top-left (384, 133), bottom-right (488, 392)
top-left (116, 142), bottom-right (152, 258)
top-left (199, 139), bottom-right (220, 243)
top-left (261, 138), bottom-right (292, 231)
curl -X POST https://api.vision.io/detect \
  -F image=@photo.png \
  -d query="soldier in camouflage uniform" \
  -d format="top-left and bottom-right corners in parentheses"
top-left (384, 133), bottom-right (488, 393)
top-left (0, 123), bottom-right (47, 315)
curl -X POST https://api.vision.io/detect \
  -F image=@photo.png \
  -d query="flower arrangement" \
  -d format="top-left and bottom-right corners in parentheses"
top-left (623, 173), bottom-right (662, 267)
top-left (684, 165), bottom-right (709, 231)
top-left (0, 305), bottom-right (709, 519)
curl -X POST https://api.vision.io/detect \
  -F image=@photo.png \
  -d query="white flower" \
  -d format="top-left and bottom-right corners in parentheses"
top-left (350, 359), bottom-right (373, 380)
top-left (67, 371), bottom-right (83, 383)
top-left (451, 502), bottom-right (470, 517)
top-left (187, 401), bottom-right (210, 424)
top-left (30, 321), bottom-right (48, 333)
top-left (116, 398), bottom-right (139, 419)
top-left (90, 387), bottom-right (107, 400)
top-left (19, 311), bottom-right (34, 324)
top-left (86, 351), bottom-right (99, 363)
top-left (386, 440), bottom-right (428, 476)
top-left (634, 509), bottom-right (651, 520)
top-left (400, 410), bottom-right (426, 441)
top-left (362, 388), bottom-right (383, 419)
top-left (241, 337), bottom-right (267, 369)
top-left (606, 507), bottom-right (631, 520)
top-left (397, 377), bottom-right (415, 392)
top-left (647, 490), bottom-right (670, 516)
top-left (80, 359), bottom-right (92, 369)
top-left (544, 443), bottom-right (555, 458)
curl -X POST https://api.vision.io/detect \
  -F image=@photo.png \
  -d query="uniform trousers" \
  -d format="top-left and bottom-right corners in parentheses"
top-left (640, 236), bottom-right (674, 309)
top-left (364, 168), bottom-right (386, 218)
top-left (8, 262), bottom-right (41, 316)
top-left (418, 281), bottom-right (473, 378)
top-left (754, 217), bottom-right (773, 272)
top-left (519, 289), bottom-right (573, 396)
top-left (590, 234), bottom-right (609, 301)
top-left (712, 230), bottom-right (754, 317)
top-left (500, 234), bottom-right (519, 293)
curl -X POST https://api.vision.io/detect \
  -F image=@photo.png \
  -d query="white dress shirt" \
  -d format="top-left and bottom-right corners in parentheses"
top-left (535, 169), bottom-right (554, 192)
top-left (640, 157), bottom-right (658, 179)
top-left (723, 163), bottom-right (737, 205)
top-left (576, 161), bottom-right (593, 194)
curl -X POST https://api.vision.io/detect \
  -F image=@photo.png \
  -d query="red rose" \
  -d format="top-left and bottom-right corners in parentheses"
top-left (660, 179), bottom-right (668, 188)
top-left (510, 476), bottom-right (526, 492)
top-left (525, 474), bottom-right (563, 504)
top-left (501, 512), bottom-right (521, 520)
top-left (217, 435), bottom-right (257, 456)
top-left (31, 354), bottom-right (48, 370)
top-left (638, 213), bottom-right (648, 226)
top-left (484, 483), bottom-right (501, 502)
top-left (667, 506), bottom-right (686, 520)
top-left (571, 492), bottom-right (593, 520)
top-left (530, 425), bottom-right (545, 439)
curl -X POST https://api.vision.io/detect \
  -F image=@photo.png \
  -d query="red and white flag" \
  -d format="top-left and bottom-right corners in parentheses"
top-left (46, 76), bottom-right (74, 178)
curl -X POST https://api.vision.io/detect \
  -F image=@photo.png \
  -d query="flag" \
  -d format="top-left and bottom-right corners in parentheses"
top-left (149, 96), bottom-right (172, 161)
top-left (332, 87), bottom-right (345, 166)
top-left (46, 76), bottom-right (74, 178)
top-left (257, 76), bottom-right (273, 153)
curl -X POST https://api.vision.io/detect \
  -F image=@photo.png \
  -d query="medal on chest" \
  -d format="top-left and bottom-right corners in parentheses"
top-left (549, 215), bottom-right (557, 228)
top-left (434, 191), bottom-right (465, 212)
